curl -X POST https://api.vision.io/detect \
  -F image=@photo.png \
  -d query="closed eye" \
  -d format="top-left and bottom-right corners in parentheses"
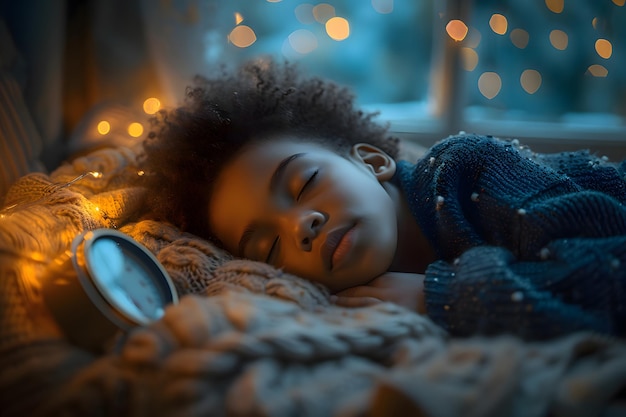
top-left (265, 236), bottom-right (280, 264)
top-left (296, 170), bottom-right (318, 201)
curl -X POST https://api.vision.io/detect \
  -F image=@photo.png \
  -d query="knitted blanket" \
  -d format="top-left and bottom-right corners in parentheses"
top-left (1, 144), bottom-right (625, 417)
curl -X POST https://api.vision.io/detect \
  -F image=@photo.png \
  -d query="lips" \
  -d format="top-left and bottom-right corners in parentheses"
top-left (321, 223), bottom-right (356, 271)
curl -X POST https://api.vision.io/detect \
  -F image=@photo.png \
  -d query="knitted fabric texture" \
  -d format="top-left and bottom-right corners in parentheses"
top-left (395, 133), bottom-right (626, 339)
top-left (1, 139), bottom-right (626, 416)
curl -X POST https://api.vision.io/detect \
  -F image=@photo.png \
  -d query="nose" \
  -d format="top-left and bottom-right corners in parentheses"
top-left (293, 210), bottom-right (325, 251)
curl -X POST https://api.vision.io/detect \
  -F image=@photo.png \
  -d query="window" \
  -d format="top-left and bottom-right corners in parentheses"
top-left (142, 0), bottom-right (626, 156)
top-left (143, 0), bottom-right (434, 107)
top-left (457, 0), bottom-right (626, 153)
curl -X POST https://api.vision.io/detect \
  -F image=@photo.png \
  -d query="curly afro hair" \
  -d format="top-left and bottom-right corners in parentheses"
top-left (139, 58), bottom-right (399, 240)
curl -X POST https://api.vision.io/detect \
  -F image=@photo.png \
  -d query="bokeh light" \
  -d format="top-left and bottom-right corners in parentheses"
top-left (549, 29), bottom-right (568, 50)
top-left (595, 39), bottom-right (613, 59)
top-left (97, 121), bottom-right (110, 135)
top-left (478, 72), bottom-right (502, 99)
top-left (461, 47), bottom-right (478, 71)
top-left (591, 17), bottom-right (605, 30)
top-left (545, 0), bottom-right (564, 13)
top-left (520, 69), bottom-right (542, 94)
top-left (313, 3), bottom-right (335, 24)
top-left (295, 4), bottom-right (315, 24)
top-left (288, 29), bottom-right (318, 53)
top-left (128, 123), bottom-right (144, 138)
top-left (446, 20), bottom-right (468, 42)
top-left (326, 17), bottom-right (350, 41)
top-left (143, 97), bottom-right (161, 115)
top-left (587, 64), bottom-right (609, 77)
top-left (372, 0), bottom-right (393, 14)
top-left (489, 14), bottom-right (508, 35)
top-left (465, 27), bottom-right (481, 48)
top-left (229, 25), bottom-right (257, 48)
top-left (510, 28), bottom-right (529, 49)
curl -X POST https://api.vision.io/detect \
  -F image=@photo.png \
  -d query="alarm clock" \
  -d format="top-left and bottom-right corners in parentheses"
top-left (42, 229), bottom-right (179, 352)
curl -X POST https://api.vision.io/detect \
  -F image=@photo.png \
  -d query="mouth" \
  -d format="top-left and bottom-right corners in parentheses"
top-left (321, 223), bottom-right (357, 271)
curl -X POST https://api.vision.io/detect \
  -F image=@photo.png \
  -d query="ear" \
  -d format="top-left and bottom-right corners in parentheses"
top-left (349, 143), bottom-right (396, 182)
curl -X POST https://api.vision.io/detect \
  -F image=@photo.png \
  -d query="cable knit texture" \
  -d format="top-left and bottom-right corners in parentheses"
top-left (1, 139), bottom-right (626, 416)
top-left (395, 134), bottom-right (626, 339)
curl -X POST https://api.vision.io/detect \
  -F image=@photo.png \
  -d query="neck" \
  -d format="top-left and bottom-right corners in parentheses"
top-left (383, 182), bottom-right (436, 273)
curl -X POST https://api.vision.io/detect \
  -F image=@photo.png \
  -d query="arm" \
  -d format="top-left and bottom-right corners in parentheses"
top-left (424, 238), bottom-right (625, 340)
top-left (333, 272), bottom-right (427, 314)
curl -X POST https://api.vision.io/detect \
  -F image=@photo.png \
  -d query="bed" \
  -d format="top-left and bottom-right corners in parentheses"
top-left (2, 127), bottom-right (626, 417)
top-left (1, 12), bottom-right (626, 417)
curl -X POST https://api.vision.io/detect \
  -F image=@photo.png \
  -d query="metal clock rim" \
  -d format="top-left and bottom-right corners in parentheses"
top-left (70, 228), bottom-right (178, 329)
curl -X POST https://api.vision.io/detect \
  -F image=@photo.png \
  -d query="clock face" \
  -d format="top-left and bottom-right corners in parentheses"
top-left (82, 230), bottom-right (178, 326)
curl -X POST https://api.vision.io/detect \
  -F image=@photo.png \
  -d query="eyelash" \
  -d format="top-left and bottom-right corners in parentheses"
top-left (296, 170), bottom-right (318, 201)
top-left (266, 236), bottom-right (280, 264)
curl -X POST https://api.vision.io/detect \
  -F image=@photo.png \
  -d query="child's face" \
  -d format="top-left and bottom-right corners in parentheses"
top-left (208, 137), bottom-right (399, 292)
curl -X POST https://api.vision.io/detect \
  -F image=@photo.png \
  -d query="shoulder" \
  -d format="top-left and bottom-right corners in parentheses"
top-left (418, 133), bottom-right (524, 176)
top-left (429, 133), bottom-right (515, 157)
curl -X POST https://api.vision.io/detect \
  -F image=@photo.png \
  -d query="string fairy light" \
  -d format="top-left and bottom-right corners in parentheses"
top-left (1, 171), bottom-right (107, 219)
top-left (43, 171), bottom-right (103, 194)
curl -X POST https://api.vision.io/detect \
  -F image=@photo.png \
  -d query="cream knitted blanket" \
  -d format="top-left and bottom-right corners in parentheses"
top-left (1, 145), bottom-right (625, 417)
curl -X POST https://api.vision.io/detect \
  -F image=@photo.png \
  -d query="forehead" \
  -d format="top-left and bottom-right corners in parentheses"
top-left (225, 137), bottom-right (345, 179)
top-left (239, 137), bottom-right (335, 164)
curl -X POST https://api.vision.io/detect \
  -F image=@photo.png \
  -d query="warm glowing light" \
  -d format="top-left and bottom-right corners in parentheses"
top-left (288, 29), bottom-right (318, 54)
top-left (143, 97), bottom-right (161, 114)
top-left (587, 64), bottom-right (608, 77)
top-left (97, 121), bottom-right (110, 135)
top-left (549, 29), bottom-right (568, 50)
top-left (137, 170), bottom-right (145, 176)
top-left (510, 28), bottom-right (529, 49)
top-left (591, 17), bottom-right (606, 30)
top-left (612, 0), bottom-right (625, 6)
top-left (326, 17), bottom-right (350, 41)
top-left (446, 20), bottom-right (468, 41)
top-left (372, 0), bottom-right (393, 14)
top-left (520, 69), bottom-right (542, 94)
top-left (461, 47), bottom-right (478, 71)
top-left (229, 25), bottom-right (257, 48)
top-left (234, 12), bottom-right (244, 25)
top-left (545, 0), bottom-right (564, 13)
top-left (489, 14), bottom-right (508, 35)
top-left (128, 122), bottom-right (144, 138)
top-left (313, 3), bottom-right (335, 24)
top-left (295, 4), bottom-right (315, 24)
top-left (595, 39), bottom-right (612, 59)
top-left (478, 72), bottom-right (502, 99)
top-left (90, 171), bottom-right (103, 179)
top-left (20, 262), bottom-right (42, 295)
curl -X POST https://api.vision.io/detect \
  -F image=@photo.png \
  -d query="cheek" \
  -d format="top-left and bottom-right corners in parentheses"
top-left (208, 198), bottom-right (247, 252)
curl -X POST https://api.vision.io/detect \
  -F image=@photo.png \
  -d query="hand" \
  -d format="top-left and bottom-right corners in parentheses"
top-left (332, 272), bottom-right (426, 314)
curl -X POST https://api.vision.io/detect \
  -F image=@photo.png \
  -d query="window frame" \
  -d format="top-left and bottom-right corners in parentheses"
top-left (390, 0), bottom-right (626, 159)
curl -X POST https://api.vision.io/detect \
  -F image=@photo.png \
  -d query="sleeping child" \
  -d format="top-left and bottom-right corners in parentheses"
top-left (139, 58), bottom-right (626, 340)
